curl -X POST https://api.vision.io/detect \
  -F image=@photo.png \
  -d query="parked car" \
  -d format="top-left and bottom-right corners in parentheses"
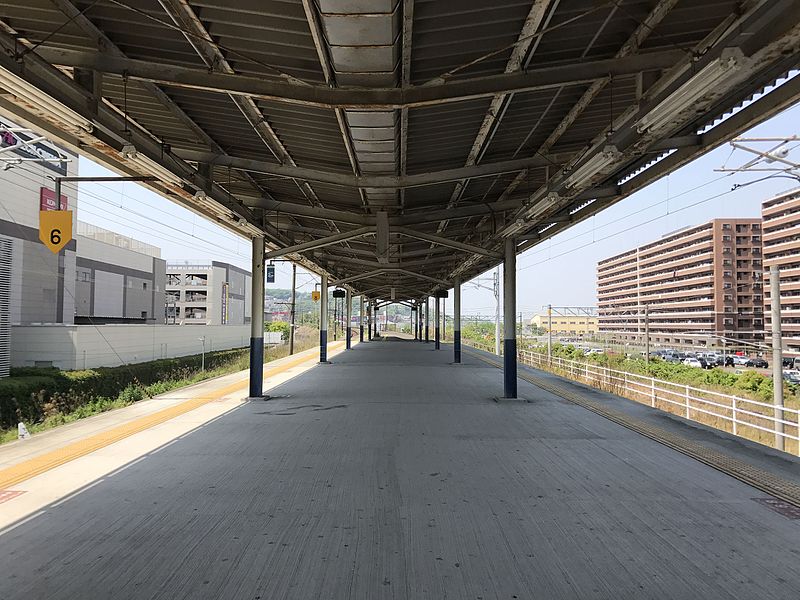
top-left (783, 357), bottom-right (800, 369)
top-left (745, 357), bottom-right (768, 368)
top-left (782, 370), bottom-right (800, 384)
top-left (683, 357), bottom-right (703, 368)
top-left (699, 357), bottom-right (714, 369)
top-left (732, 355), bottom-right (750, 366)
top-left (665, 353), bottom-right (686, 364)
top-left (701, 353), bottom-right (724, 366)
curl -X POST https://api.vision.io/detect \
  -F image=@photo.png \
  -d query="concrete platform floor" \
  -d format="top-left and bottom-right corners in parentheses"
top-left (1, 336), bottom-right (799, 599)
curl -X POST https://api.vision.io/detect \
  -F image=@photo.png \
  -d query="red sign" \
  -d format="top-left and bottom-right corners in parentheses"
top-left (40, 187), bottom-right (68, 211)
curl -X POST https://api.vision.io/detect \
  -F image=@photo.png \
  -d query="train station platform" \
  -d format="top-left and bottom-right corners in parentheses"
top-left (1, 335), bottom-right (799, 599)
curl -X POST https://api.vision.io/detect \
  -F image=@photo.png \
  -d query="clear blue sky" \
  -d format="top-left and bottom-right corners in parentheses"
top-left (77, 97), bottom-right (800, 319)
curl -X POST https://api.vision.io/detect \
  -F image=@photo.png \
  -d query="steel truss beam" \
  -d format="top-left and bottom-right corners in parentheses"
top-left (174, 149), bottom-right (556, 189)
top-left (265, 227), bottom-right (374, 259)
top-left (248, 196), bottom-right (522, 227)
top-left (156, 0), bottom-right (339, 237)
top-left (333, 268), bottom-right (449, 288)
top-left (394, 227), bottom-right (502, 258)
top-left (36, 47), bottom-right (685, 109)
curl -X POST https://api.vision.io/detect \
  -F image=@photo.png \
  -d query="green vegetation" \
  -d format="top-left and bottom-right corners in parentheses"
top-left (462, 321), bottom-right (496, 346)
top-left (0, 326), bottom-right (319, 444)
top-left (531, 342), bottom-right (799, 406)
top-left (265, 320), bottom-right (291, 341)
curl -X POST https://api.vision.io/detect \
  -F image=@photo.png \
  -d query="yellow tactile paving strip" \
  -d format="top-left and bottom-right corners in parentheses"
top-left (0, 342), bottom-right (345, 490)
top-left (467, 349), bottom-right (800, 508)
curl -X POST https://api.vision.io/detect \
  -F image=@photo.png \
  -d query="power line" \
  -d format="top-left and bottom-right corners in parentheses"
top-left (517, 178), bottom-right (754, 272)
top-left (522, 171), bottom-right (736, 260)
top-left (5, 165), bottom-right (250, 263)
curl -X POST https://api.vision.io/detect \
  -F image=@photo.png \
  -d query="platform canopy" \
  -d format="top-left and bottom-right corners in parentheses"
top-left (1, 1), bottom-right (799, 300)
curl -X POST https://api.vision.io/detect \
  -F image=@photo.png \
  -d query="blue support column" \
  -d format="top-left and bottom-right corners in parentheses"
top-left (359, 296), bottom-right (364, 342)
top-left (435, 296), bottom-right (441, 350)
top-left (346, 289), bottom-right (352, 349)
top-left (319, 274), bottom-right (328, 363)
top-left (453, 278), bottom-right (461, 363)
top-left (248, 236), bottom-right (265, 398)
top-left (503, 238), bottom-right (517, 398)
top-left (424, 297), bottom-right (430, 343)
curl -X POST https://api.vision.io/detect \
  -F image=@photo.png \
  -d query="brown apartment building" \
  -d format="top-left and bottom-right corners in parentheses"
top-left (763, 189), bottom-right (800, 358)
top-left (597, 219), bottom-right (764, 348)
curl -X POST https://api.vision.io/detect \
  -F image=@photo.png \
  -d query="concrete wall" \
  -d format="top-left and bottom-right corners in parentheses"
top-left (11, 324), bottom-right (251, 370)
top-left (93, 270), bottom-right (124, 318)
top-left (0, 235), bottom-right (10, 376)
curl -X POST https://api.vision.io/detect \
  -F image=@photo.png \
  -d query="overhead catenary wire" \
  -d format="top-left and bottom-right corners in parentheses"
top-left (0, 201), bottom-right (152, 388)
top-left (7, 163), bottom-right (319, 293)
top-left (6, 164), bottom-right (251, 263)
top-left (517, 183), bottom-right (755, 272)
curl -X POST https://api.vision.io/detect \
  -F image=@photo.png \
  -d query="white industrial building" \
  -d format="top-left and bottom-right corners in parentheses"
top-left (0, 119), bottom-right (78, 375)
top-left (75, 222), bottom-right (166, 324)
top-left (0, 122), bottom-right (251, 373)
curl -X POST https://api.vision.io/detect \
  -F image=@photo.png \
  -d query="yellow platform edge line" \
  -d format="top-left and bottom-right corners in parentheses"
top-left (0, 341), bottom-right (347, 490)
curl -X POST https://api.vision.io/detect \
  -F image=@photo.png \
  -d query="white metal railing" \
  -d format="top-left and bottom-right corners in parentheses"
top-left (461, 339), bottom-right (800, 454)
top-left (517, 349), bottom-right (800, 455)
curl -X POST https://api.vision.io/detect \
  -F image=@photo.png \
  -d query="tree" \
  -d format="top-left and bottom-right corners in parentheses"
top-left (265, 321), bottom-right (290, 341)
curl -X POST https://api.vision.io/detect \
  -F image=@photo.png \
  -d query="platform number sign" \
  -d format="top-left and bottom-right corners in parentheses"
top-left (39, 210), bottom-right (72, 254)
top-left (311, 290), bottom-right (321, 302)
top-left (266, 264), bottom-right (275, 283)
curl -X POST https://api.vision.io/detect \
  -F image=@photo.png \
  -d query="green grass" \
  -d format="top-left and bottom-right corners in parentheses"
top-left (0, 329), bottom-right (319, 445)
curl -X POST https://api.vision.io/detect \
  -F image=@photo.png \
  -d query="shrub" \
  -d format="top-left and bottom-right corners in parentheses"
top-left (0, 347), bottom-right (249, 430)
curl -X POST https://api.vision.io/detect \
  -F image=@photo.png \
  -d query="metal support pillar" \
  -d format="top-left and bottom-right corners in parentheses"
top-left (425, 297), bottom-right (430, 343)
top-left (367, 301), bottom-right (373, 341)
top-left (504, 238), bottom-right (517, 399)
top-left (248, 236), bottom-right (265, 398)
top-left (771, 264), bottom-right (784, 451)
top-left (289, 263), bottom-right (296, 355)
top-left (547, 304), bottom-right (552, 365)
top-left (454, 278), bottom-right (461, 363)
top-left (319, 274), bottom-right (328, 363)
top-left (435, 296), bottom-right (441, 350)
top-left (346, 289), bottom-right (352, 349)
top-left (494, 267), bottom-right (501, 356)
top-left (359, 296), bottom-right (365, 342)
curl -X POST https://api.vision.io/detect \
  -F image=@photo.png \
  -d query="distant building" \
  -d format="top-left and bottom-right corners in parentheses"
top-left (166, 261), bottom-right (251, 325)
top-left (597, 218), bottom-right (764, 348)
top-left (0, 122), bottom-right (252, 372)
top-left (530, 313), bottom-right (598, 337)
top-left (0, 123), bottom-right (78, 375)
top-left (75, 222), bottom-right (166, 324)
top-left (763, 189), bottom-right (800, 357)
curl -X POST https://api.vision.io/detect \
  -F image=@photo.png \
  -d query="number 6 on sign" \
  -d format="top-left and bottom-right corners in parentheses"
top-left (39, 210), bottom-right (73, 254)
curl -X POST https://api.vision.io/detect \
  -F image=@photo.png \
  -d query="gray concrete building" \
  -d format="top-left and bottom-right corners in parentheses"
top-left (166, 261), bottom-right (251, 325)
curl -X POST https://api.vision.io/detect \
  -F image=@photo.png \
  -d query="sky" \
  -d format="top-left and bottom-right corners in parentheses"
top-left (75, 88), bottom-right (800, 321)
